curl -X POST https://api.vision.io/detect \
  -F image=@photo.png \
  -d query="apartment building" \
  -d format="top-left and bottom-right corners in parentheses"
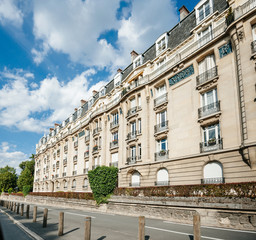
top-left (33, 0), bottom-right (256, 192)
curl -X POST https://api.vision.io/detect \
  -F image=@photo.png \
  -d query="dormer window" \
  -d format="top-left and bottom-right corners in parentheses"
top-left (156, 33), bottom-right (168, 55)
top-left (114, 72), bottom-right (122, 87)
top-left (196, 0), bottom-right (213, 24)
top-left (133, 55), bottom-right (143, 69)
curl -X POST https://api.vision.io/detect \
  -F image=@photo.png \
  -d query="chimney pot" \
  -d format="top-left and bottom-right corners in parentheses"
top-left (130, 50), bottom-right (139, 62)
top-left (92, 90), bottom-right (98, 96)
top-left (179, 5), bottom-right (189, 21)
top-left (80, 99), bottom-right (87, 106)
top-left (117, 68), bottom-right (122, 73)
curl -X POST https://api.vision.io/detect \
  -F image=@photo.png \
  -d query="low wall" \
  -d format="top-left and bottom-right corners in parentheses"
top-left (1, 194), bottom-right (256, 231)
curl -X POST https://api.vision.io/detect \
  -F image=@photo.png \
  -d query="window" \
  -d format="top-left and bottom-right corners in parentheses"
top-left (157, 110), bottom-right (167, 125)
top-left (157, 58), bottom-right (166, 68)
top-left (203, 161), bottom-right (223, 184)
top-left (112, 112), bottom-right (119, 125)
top-left (72, 179), bottom-right (76, 188)
top-left (156, 84), bottom-right (166, 97)
top-left (157, 138), bottom-right (168, 151)
top-left (138, 119), bottom-right (141, 134)
top-left (130, 145), bottom-right (136, 159)
top-left (112, 131), bottom-right (118, 141)
top-left (133, 55), bottom-right (143, 69)
top-left (131, 121), bottom-right (136, 134)
top-left (156, 34), bottom-right (168, 55)
top-left (131, 171), bottom-right (140, 186)
top-left (111, 152), bottom-right (118, 163)
top-left (198, 54), bottom-right (215, 74)
top-left (64, 181), bottom-right (68, 188)
top-left (138, 95), bottom-right (141, 107)
top-left (252, 24), bottom-right (256, 40)
top-left (156, 168), bottom-right (169, 185)
top-left (64, 166), bottom-right (67, 173)
top-left (202, 124), bottom-right (220, 144)
top-left (83, 178), bottom-right (88, 187)
top-left (201, 88), bottom-right (217, 107)
top-left (130, 98), bottom-right (136, 108)
top-left (196, 0), bottom-right (212, 23)
top-left (198, 25), bottom-right (212, 47)
top-left (138, 144), bottom-right (142, 159)
top-left (85, 161), bottom-right (89, 169)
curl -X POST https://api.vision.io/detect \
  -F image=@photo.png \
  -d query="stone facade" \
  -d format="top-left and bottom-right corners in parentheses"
top-left (34, 0), bottom-right (256, 192)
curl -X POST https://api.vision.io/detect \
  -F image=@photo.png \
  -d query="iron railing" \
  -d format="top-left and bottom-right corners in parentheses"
top-left (196, 66), bottom-right (218, 86)
top-left (109, 162), bottom-right (118, 168)
top-left (92, 146), bottom-right (98, 153)
top-left (155, 181), bottom-right (170, 186)
top-left (84, 151), bottom-right (89, 158)
top-left (110, 140), bottom-right (118, 149)
top-left (127, 131), bottom-right (137, 140)
top-left (154, 93), bottom-right (168, 107)
top-left (127, 106), bottom-right (141, 117)
top-left (155, 150), bottom-right (169, 161)
top-left (200, 138), bottom-right (223, 153)
top-left (82, 185), bottom-right (88, 189)
top-left (201, 177), bottom-right (225, 184)
top-left (110, 121), bottom-right (119, 129)
top-left (126, 156), bottom-right (137, 165)
top-left (198, 101), bottom-right (221, 118)
top-left (93, 127), bottom-right (102, 136)
top-left (129, 182), bottom-right (140, 187)
top-left (251, 40), bottom-right (256, 54)
top-left (55, 174), bottom-right (59, 178)
top-left (154, 121), bottom-right (168, 134)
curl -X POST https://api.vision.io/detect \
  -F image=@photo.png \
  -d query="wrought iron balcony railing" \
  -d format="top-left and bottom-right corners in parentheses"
top-left (110, 121), bottom-right (119, 129)
top-left (127, 131), bottom-right (137, 140)
top-left (198, 101), bottom-right (221, 119)
top-left (129, 182), bottom-right (140, 187)
top-left (92, 145), bottom-right (99, 153)
top-left (155, 150), bottom-right (169, 161)
top-left (154, 121), bottom-right (168, 134)
top-left (155, 181), bottom-right (170, 186)
top-left (109, 162), bottom-right (118, 168)
top-left (154, 93), bottom-right (168, 107)
top-left (110, 140), bottom-right (118, 149)
top-left (83, 185), bottom-right (88, 189)
top-left (201, 177), bottom-right (225, 184)
top-left (200, 138), bottom-right (223, 153)
top-left (126, 156), bottom-right (137, 165)
top-left (127, 106), bottom-right (141, 117)
top-left (93, 127), bottom-right (102, 136)
top-left (84, 151), bottom-right (89, 158)
top-left (251, 40), bottom-right (256, 54)
top-left (196, 66), bottom-right (218, 86)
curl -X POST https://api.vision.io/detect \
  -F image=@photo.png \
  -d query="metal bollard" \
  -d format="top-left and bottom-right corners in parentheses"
top-left (58, 212), bottom-right (64, 236)
top-left (33, 206), bottom-right (37, 222)
top-left (84, 217), bottom-right (91, 240)
top-left (43, 208), bottom-right (48, 228)
top-left (26, 205), bottom-right (30, 219)
top-left (138, 216), bottom-right (145, 240)
top-left (193, 213), bottom-right (201, 240)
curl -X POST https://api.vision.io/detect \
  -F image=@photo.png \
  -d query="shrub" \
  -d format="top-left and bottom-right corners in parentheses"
top-left (23, 185), bottom-right (31, 196)
top-left (29, 191), bottom-right (94, 200)
top-left (88, 166), bottom-right (118, 204)
top-left (8, 188), bottom-right (13, 194)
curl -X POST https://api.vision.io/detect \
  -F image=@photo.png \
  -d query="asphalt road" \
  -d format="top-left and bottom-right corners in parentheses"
top-left (1, 204), bottom-right (256, 240)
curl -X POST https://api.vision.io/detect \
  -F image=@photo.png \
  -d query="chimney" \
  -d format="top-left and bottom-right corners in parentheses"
top-left (80, 99), bottom-right (87, 106)
top-left (74, 108), bottom-right (78, 112)
top-left (50, 128), bottom-right (54, 131)
top-left (179, 5), bottom-right (189, 21)
top-left (117, 68), bottom-right (122, 73)
top-left (92, 90), bottom-right (98, 96)
top-left (54, 123), bottom-right (60, 128)
top-left (130, 50), bottom-right (138, 62)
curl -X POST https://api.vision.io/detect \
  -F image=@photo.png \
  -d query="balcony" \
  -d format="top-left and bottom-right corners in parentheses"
top-left (74, 141), bottom-right (78, 148)
top-left (62, 172), bottom-right (66, 177)
top-left (55, 174), bottom-right (59, 178)
top-left (198, 101), bottom-right (221, 119)
top-left (83, 168), bottom-right (89, 174)
top-left (200, 138), bottom-right (223, 153)
top-left (154, 93), bottom-right (168, 107)
top-left (155, 181), bottom-right (170, 186)
top-left (84, 151), bottom-right (89, 158)
top-left (110, 140), bottom-right (118, 149)
top-left (127, 131), bottom-right (137, 141)
top-left (154, 121), bottom-right (168, 134)
top-left (93, 127), bottom-right (102, 136)
top-left (129, 182), bottom-right (140, 187)
top-left (92, 145), bottom-right (99, 153)
top-left (196, 66), bottom-right (218, 87)
top-left (72, 170), bottom-right (77, 176)
top-left (109, 162), bottom-right (118, 168)
top-left (127, 106), bottom-right (141, 118)
top-left (110, 121), bottom-right (119, 129)
top-left (73, 155), bottom-right (78, 163)
top-left (56, 162), bottom-right (60, 168)
top-left (92, 165), bottom-right (100, 170)
top-left (251, 40), bottom-right (256, 55)
top-left (126, 156), bottom-right (137, 165)
top-left (64, 145), bottom-right (68, 152)
top-left (84, 135), bottom-right (90, 142)
top-left (63, 158), bottom-right (67, 165)
top-left (155, 150), bottom-right (169, 161)
top-left (201, 177), bottom-right (225, 184)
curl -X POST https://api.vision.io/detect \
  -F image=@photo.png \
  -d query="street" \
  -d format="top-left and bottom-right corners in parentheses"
top-left (0, 204), bottom-right (256, 240)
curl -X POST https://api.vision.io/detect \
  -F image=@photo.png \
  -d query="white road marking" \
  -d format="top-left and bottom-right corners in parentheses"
top-left (146, 226), bottom-right (224, 240)
top-left (163, 221), bottom-right (256, 234)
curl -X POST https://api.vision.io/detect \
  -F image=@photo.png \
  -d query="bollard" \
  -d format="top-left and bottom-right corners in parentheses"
top-left (58, 212), bottom-right (64, 236)
top-left (193, 213), bottom-right (201, 240)
top-left (84, 217), bottom-right (91, 240)
top-left (17, 203), bottom-right (20, 214)
top-left (13, 203), bottom-right (16, 212)
top-left (10, 202), bottom-right (13, 211)
top-left (33, 206), bottom-right (37, 222)
top-left (138, 216), bottom-right (145, 240)
top-left (8, 201), bottom-right (11, 209)
top-left (26, 205), bottom-right (30, 219)
top-left (21, 204), bottom-right (24, 216)
top-left (43, 208), bottom-right (48, 228)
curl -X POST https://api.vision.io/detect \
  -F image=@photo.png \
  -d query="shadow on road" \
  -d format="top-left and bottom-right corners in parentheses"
top-left (97, 236), bottom-right (106, 240)
top-left (189, 235), bottom-right (194, 240)
top-left (63, 227), bottom-right (80, 235)
top-left (145, 235), bottom-right (150, 239)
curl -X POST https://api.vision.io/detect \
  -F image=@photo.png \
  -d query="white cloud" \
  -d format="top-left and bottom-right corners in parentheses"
top-left (32, 0), bottom-right (178, 70)
top-left (0, 0), bottom-right (23, 27)
top-left (0, 142), bottom-right (28, 174)
top-left (0, 68), bottom-right (108, 133)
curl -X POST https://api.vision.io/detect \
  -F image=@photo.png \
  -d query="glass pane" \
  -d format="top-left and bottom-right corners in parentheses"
top-left (208, 128), bottom-right (216, 139)
top-left (206, 90), bottom-right (214, 104)
top-left (205, 2), bottom-right (210, 16)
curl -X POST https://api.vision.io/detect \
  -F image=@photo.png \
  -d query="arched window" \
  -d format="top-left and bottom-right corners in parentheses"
top-left (131, 171), bottom-right (140, 187)
top-left (63, 180), bottom-right (68, 189)
top-left (83, 178), bottom-right (88, 188)
top-left (203, 161), bottom-right (224, 184)
top-left (156, 168), bottom-right (169, 186)
top-left (72, 179), bottom-right (76, 188)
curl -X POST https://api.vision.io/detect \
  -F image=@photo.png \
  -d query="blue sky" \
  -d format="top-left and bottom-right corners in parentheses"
top-left (0, 0), bottom-right (198, 173)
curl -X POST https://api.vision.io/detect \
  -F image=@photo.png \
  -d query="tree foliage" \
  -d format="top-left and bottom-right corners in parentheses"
top-left (88, 166), bottom-right (118, 204)
top-left (0, 166), bottom-right (17, 192)
top-left (17, 155), bottom-right (35, 192)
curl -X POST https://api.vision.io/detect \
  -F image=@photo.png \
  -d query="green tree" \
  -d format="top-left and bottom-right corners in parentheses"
top-left (0, 166), bottom-right (17, 192)
top-left (17, 154), bottom-right (35, 192)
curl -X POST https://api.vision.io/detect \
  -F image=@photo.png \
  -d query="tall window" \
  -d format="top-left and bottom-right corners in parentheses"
top-left (112, 112), bottom-right (119, 125)
top-left (198, 25), bottom-right (212, 47)
top-left (198, 54), bottom-right (215, 75)
top-left (201, 88), bottom-right (217, 107)
top-left (157, 37), bottom-right (166, 53)
top-left (252, 24), bottom-right (256, 40)
top-left (157, 168), bottom-right (169, 185)
top-left (138, 95), bottom-right (141, 107)
top-left (157, 110), bottom-right (167, 125)
top-left (72, 179), bottom-right (76, 188)
top-left (130, 146), bottom-right (136, 160)
top-left (138, 144), bottom-right (142, 159)
top-left (198, 0), bottom-right (211, 22)
top-left (112, 131), bottom-right (118, 141)
top-left (131, 121), bottom-right (136, 134)
top-left (131, 171), bottom-right (140, 186)
top-left (203, 124), bottom-right (220, 144)
top-left (130, 98), bottom-right (136, 108)
top-left (203, 161), bottom-right (223, 183)
top-left (157, 138), bottom-right (168, 151)
top-left (156, 84), bottom-right (166, 97)
top-left (138, 119), bottom-right (141, 133)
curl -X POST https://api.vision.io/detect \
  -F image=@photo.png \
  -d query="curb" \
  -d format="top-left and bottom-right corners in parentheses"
top-left (0, 209), bottom-right (44, 240)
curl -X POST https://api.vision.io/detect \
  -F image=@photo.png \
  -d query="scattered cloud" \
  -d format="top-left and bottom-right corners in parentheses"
top-left (0, 68), bottom-right (108, 133)
top-left (0, 0), bottom-right (23, 27)
top-left (0, 142), bottom-right (28, 174)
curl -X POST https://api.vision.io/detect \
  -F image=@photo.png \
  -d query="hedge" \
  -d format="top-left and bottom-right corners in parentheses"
top-left (29, 192), bottom-right (94, 200)
top-left (114, 182), bottom-right (256, 199)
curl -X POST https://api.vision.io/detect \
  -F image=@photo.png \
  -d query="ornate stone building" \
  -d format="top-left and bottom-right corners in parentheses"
top-left (33, 0), bottom-right (256, 192)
